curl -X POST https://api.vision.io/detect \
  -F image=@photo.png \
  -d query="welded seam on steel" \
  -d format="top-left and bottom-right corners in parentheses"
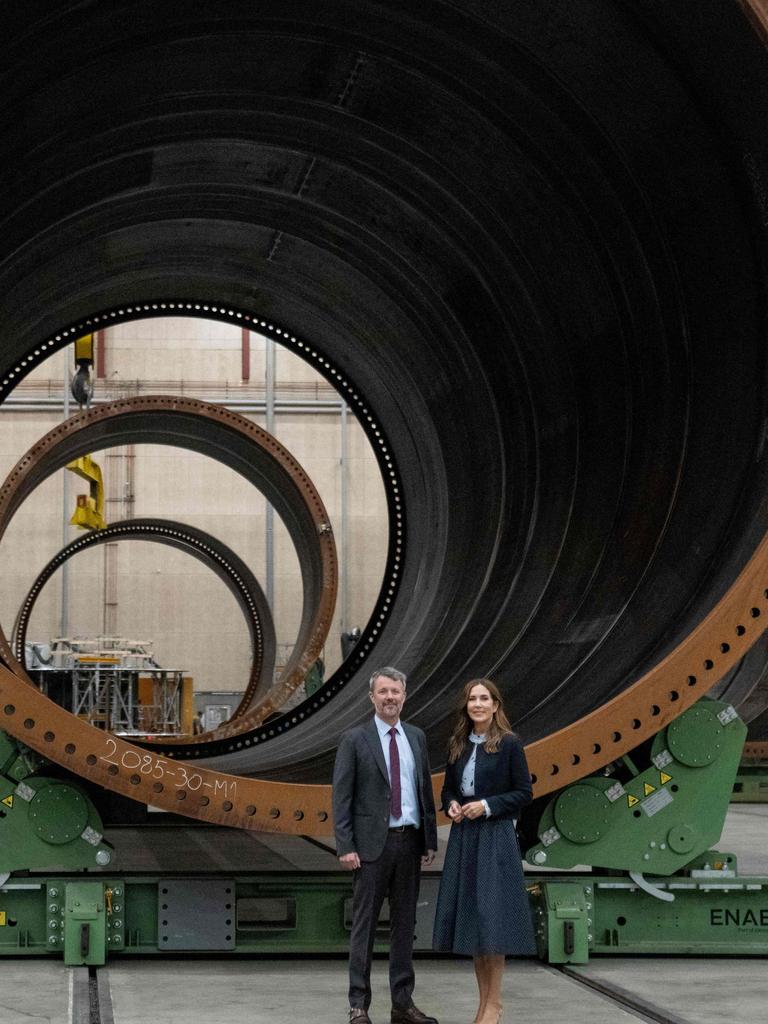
top-left (10, 518), bottom-right (276, 717)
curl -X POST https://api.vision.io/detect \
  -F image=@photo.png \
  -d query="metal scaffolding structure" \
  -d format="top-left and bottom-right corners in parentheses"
top-left (29, 638), bottom-right (185, 736)
top-left (72, 660), bottom-right (136, 732)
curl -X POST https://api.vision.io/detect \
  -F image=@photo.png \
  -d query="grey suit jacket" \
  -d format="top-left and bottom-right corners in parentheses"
top-left (332, 718), bottom-right (438, 862)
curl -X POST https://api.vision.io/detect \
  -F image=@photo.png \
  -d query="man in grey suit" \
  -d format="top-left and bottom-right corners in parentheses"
top-left (333, 667), bottom-right (438, 1024)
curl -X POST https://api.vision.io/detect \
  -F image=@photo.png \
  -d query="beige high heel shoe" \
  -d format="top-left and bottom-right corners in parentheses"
top-left (477, 1005), bottom-right (502, 1024)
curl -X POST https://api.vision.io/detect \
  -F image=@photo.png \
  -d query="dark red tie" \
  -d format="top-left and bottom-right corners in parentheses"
top-left (389, 727), bottom-right (402, 819)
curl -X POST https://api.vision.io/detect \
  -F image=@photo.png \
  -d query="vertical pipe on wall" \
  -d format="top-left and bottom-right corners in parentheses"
top-left (102, 445), bottom-right (129, 635)
top-left (241, 327), bottom-right (250, 381)
top-left (341, 399), bottom-right (349, 634)
top-left (95, 329), bottom-right (106, 379)
top-left (102, 542), bottom-right (118, 636)
top-left (124, 445), bottom-right (135, 519)
top-left (60, 347), bottom-right (70, 638)
top-left (265, 336), bottom-right (275, 610)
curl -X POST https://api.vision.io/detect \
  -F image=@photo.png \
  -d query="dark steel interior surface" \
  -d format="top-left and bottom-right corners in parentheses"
top-left (0, 1), bottom-right (767, 784)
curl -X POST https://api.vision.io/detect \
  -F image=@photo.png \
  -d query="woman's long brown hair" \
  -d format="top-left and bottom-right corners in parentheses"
top-left (447, 678), bottom-right (514, 763)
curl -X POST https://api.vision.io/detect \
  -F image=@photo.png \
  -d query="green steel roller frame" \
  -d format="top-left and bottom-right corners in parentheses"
top-left (0, 731), bottom-right (113, 877)
top-left (1, 698), bottom-right (767, 964)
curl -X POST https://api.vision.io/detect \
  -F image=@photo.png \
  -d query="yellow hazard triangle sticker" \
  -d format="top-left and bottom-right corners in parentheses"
top-left (627, 794), bottom-right (639, 808)
top-left (660, 771), bottom-right (672, 785)
top-left (643, 782), bottom-right (656, 796)
top-left (1, 795), bottom-right (12, 808)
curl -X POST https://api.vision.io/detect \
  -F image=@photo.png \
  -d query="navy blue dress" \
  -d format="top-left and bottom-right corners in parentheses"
top-left (432, 734), bottom-right (536, 956)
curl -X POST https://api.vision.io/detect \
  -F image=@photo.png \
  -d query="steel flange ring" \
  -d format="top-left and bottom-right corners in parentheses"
top-left (0, 396), bottom-right (340, 832)
top-left (0, 396), bottom-right (337, 738)
top-left (11, 518), bottom-right (277, 717)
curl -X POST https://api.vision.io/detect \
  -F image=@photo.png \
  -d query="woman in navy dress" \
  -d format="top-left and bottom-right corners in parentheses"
top-left (433, 679), bottom-right (536, 1024)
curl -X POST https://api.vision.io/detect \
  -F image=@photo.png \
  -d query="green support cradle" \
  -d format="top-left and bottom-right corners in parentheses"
top-left (2, 701), bottom-right (767, 965)
top-left (526, 697), bottom-right (745, 879)
top-left (524, 698), bottom-right (768, 962)
top-left (0, 731), bottom-right (113, 878)
top-left (0, 730), bottom-right (114, 961)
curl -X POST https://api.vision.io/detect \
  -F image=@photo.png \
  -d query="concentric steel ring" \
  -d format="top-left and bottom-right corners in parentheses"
top-left (3, 425), bottom-right (768, 827)
top-left (3, 526), bottom-right (768, 829)
top-left (0, 396), bottom-right (338, 738)
top-left (10, 518), bottom-right (277, 717)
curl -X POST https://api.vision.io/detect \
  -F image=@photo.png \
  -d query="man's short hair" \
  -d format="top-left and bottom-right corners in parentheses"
top-left (369, 666), bottom-right (407, 691)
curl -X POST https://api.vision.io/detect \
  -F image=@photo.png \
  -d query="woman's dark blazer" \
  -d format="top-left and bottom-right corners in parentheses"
top-left (441, 733), bottom-right (532, 819)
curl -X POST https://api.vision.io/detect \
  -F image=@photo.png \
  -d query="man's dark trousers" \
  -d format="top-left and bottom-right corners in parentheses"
top-left (349, 827), bottom-right (421, 1010)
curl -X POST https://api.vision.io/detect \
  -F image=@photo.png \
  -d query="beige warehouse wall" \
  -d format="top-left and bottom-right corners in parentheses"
top-left (0, 320), bottom-right (388, 697)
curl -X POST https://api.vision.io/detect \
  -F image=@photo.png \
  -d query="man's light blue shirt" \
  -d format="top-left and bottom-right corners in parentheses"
top-left (374, 715), bottom-right (420, 827)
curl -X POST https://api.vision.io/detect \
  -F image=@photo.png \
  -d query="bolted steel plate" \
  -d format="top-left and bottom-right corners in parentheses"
top-left (158, 878), bottom-right (236, 950)
top-left (553, 785), bottom-right (609, 844)
top-left (667, 706), bottom-right (724, 767)
top-left (667, 823), bottom-right (698, 854)
top-left (29, 784), bottom-right (89, 845)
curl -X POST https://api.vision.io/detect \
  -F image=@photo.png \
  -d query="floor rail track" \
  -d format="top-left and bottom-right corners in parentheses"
top-left (552, 964), bottom-right (696, 1024)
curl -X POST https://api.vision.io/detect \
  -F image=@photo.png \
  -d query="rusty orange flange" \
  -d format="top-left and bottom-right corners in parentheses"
top-left (3, 519), bottom-right (768, 830)
top-left (741, 740), bottom-right (768, 764)
top-left (0, 666), bottom-right (335, 832)
top-left (739, 0), bottom-right (768, 43)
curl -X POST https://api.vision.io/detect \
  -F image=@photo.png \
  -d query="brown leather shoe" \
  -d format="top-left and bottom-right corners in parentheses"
top-left (349, 1009), bottom-right (372, 1024)
top-left (391, 1007), bottom-right (439, 1024)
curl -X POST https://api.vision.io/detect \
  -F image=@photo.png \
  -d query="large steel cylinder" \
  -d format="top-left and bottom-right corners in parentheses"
top-left (0, 1), bottom-right (767, 799)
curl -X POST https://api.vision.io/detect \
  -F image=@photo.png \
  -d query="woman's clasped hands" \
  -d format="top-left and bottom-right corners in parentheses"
top-left (447, 799), bottom-right (485, 822)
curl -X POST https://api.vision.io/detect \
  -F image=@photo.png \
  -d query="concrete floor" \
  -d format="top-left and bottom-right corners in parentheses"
top-left (100, 959), bottom-right (653, 1024)
top-left (720, 803), bottom-right (768, 875)
top-left (3, 804), bottom-right (768, 1024)
top-left (0, 961), bottom-right (72, 1024)
top-left (567, 958), bottom-right (768, 1024)
top-left (6, 954), bottom-right (768, 1024)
